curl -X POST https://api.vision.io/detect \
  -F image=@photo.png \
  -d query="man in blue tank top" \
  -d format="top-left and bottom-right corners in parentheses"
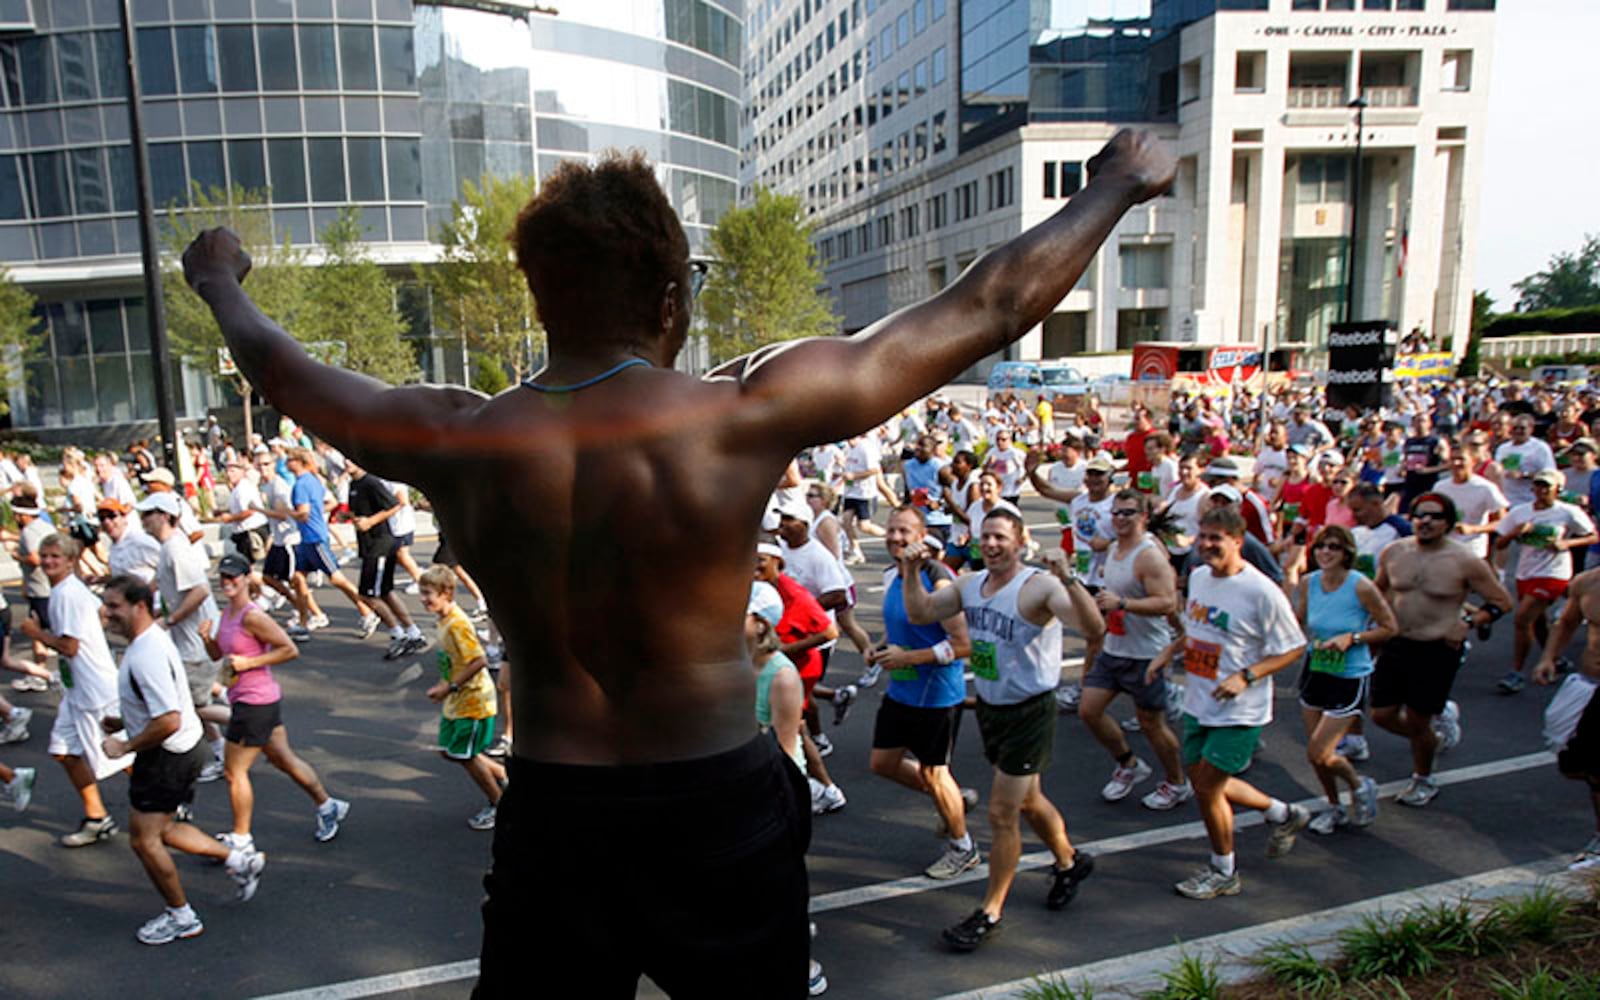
top-left (867, 506), bottom-right (979, 881)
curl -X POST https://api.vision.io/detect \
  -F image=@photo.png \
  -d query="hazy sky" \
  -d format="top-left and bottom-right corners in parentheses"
top-left (1475, 0), bottom-right (1600, 308)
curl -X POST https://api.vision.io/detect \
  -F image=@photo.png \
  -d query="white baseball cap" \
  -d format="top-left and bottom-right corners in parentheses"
top-left (748, 581), bottom-right (783, 627)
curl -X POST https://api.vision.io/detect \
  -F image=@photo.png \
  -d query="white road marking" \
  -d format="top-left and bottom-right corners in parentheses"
top-left (245, 751), bottom-right (1555, 1000)
top-left (932, 855), bottom-right (1576, 1000)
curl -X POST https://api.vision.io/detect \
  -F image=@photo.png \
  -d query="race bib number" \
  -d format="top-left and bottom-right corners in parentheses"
top-left (1281, 502), bottom-right (1300, 525)
top-left (1355, 553), bottom-right (1377, 579)
top-left (1137, 471), bottom-right (1155, 492)
top-left (1528, 523), bottom-right (1559, 549)
top-left (1309, 644), bottom-right (1347, 675)
top-left (1382, 450), bottom-right (1401, 468)
top-left (1075, 552), bottom-right (1092, 576)
top-left (1106, 609), bottom-right (1127, 636)
top-left (1501, 452), bottom-right (1522, 472)
top-left (436, 649), bottom-right (453, 683)
top-left (58, 660), bottom-right (74, 689)
top-left (1405, 451), bottom-right (1426, 471)
top-left (1056, 507), bottom-right (1072, 526)
top-left (890, 666), bottom-right (920, 682)
top-left (971, 640), bottom-right (999, 681)
top-left (1184, 638), bottom-right (1221, 681)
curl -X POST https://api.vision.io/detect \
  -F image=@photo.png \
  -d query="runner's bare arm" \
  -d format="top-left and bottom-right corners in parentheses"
top-left (899, 553), bottom-right (963, 624)
top-left (1535, 571), bottom-right (1594, 683)
top-left (728, 131), bottom-right (1174, 450)
top-left (1354, 576), bottom-right (1399, 644)
top-left (1131, 546), bottom-right (1178, 617)
top-left (1463, 553), bottom-right (1515, 614)
top-left (1037, 556), bottom-right (1107, 642)
top-left (182, 228), bottom-right (484, 472)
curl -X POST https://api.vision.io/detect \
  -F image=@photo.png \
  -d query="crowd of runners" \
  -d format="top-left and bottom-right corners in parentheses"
top-left (0, 423), bottom-right (506, 945)
top-left (5, 370), bottom-right (1600, 986)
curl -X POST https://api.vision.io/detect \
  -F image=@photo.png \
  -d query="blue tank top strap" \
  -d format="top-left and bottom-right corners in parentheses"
top-left (521, 357), bottom-right (649, 393)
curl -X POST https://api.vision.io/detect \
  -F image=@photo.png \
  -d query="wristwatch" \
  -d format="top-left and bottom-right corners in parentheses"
top-left (447, 681), bottom-right (461, 694)
top-left (1240, 667), bottom-right (1257, 686)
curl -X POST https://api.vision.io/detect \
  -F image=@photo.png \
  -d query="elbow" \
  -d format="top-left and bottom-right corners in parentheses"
top-left (1082, 619), bottom-right (1107, 644)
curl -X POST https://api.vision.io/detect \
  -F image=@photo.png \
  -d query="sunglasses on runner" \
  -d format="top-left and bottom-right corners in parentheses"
top-left (1412, 510), bottom-right (1450, 521)
top-left (1110, 508), bottom-right (1141, 517)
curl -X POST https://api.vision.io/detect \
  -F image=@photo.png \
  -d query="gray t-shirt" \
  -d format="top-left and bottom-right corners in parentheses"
top-left (19, 518), bottom-right (52, 598)
top-left (156, 534), bottom-right (219, 664)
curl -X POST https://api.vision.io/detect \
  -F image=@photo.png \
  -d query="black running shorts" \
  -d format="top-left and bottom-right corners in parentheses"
top-left (129, 743), bottom-right (205, 815)
top-left (474, 735), bottom-right (811, 999)
top-left (1371, 637), bottom-right (1463, 717)
top-left (225, 700), bottom-right (282, 748)
top-left (871, 696), bottom-right (963, 767)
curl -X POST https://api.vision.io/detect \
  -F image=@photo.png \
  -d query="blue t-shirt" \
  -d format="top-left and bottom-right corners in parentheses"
top-left (1586, 469), bottom-right (1600, 556)
top-left (290, 472), bottom-right (330, 544)
top-left (883, 568), bottom-right (966, 709)
top-left (902, 456), bottom-right (950, 525)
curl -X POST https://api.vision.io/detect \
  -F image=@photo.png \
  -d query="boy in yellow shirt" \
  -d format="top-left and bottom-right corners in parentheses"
top-left (420, 566), bottom-right (505, 829)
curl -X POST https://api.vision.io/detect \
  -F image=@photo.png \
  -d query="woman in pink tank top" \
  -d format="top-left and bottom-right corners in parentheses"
top-left (201, 554), bottom-right (349, 849)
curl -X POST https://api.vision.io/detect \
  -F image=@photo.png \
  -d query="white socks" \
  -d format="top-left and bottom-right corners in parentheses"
top-left (1211, 852), bottom-right (1236, 877)
top-left (1263, 799), bottom-right (1289, 824)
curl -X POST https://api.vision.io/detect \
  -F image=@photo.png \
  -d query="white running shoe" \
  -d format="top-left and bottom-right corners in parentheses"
top-left (811, 781), bottom-right (846, 815)
top-left (925, 843), bottom-right (981, 880)
top-left (1100, 757), bottom-right (1153, 802)
top-left (1309, 806), bottom-right (1348, 836)
top-left (813, 732), bottom-right (834, 758)
top-left (197, 758), bottom-right (225, 783)
top-left (3, 766), bottom-right (35, 812)
top-left (808, 959), bottom-right (828, 996)
top-left (1570, 834), bottom-right (1600, 871)
top-left (1140, 780), bottom-right (1194, 811)
top-left (137, 908), bottom-right (204, 945)
top-left (1336, 734), bottom-right (1371, 761)
top-left (10, 674), bottom-right (48, 692)
top-left (1352, 776), bottom-right (1380, 827)
top-left (315, 798), bottom-right (350, 842)
top-left (357, 613), bottom-right (381, 639)
top-left (857, 664), bottom-right (883, 688)
top-left (0, 705), bottom-right (32, 743)
top-left (1397, 776), bottom-right (1439, 807)
top-left (1055, 683), bottom-right (1082, 713)
top-left (1432, 701), bottom-right (1462, 753)
top-left (228, 848), bottom-right (267, 902)
top-left (215, 831), bottom-right (254, 852)
top-left (308, 613), bottom-right (331, 630)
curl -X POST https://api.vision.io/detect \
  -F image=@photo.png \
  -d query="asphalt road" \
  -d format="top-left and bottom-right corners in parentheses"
top-left (0, 507), bottom-right (1588, 1000)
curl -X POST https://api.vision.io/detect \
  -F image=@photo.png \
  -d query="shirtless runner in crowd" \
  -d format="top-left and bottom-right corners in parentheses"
top-left (183, 129), bottom-right (1175, 996)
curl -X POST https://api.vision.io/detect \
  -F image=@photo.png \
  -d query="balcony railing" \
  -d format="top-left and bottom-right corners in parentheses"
top-left (1287, 86), bottom-right (1346, 109)
top-left (1360, 85), bottom-right (1418, 108)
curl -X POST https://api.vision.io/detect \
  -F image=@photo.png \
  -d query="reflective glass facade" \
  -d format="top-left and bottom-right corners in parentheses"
top-left (0, 0), bottom-right (743, 431)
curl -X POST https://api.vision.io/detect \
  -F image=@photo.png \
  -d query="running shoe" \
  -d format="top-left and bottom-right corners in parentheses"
top-left (404, 634), bottom-right (431, 656)
top-left (1397, 776), bottom-right (1439, 807)
top-left (935, 787), bottom-right (980, 838)
top-left (468, 804), bottom-right (497, 830)
top-left (174, 803), bottom-right (195, 824)
top-left (357, 613), bottom-right (381, 639)
top-left (1570, 834), bottom-right (1600, 871)
top-left (10, 674), bottom-right (48, 692)
top-left (1266, 804), bottom-right (1311, 858)
top-left (1352, 776), bottom-right (1380, 827)
top-left (215, 831), bottom-right (254, 852)
top-left (383, 636), bottom-right (411, 661)
top-left (941, 909), bottom-right (1001, 952)
top-left (812, 783), bottom-right (847, 815)
top-left (808, 959), bottom-right (828, 996)
top-left (1, 705), bottom-right (32, 744)
top-left (1164, 681), bottom-right (1186, 724)
top-left (60, 815), bottom-right (117, 847)
top-left (404, 581), bottom-right (421, 596)
top-left (484, 735), bottom-right (512, 760)
top-left (198, 758), bottom-right (225, 783)
top-left (1308, 806), bottom-right (1348, 836)
top-left (1141, 780), bottom-right (1194, 811)
top-left (228, 848), bottom-right (267, 902)
top-left (813, 732), bottom-right (835, 758)
top-left (469, 606), bottom-right (490, 623)
top-left (4, 766), bottom-right (34, 812)
top-left (315, 798), bottom-right (350, 842)
top-left (1497, 671), bottom-right (1526, 694)
top-left (1120, 716), bottom-right (1143, 732)
top-left (924, 843), bottom-right (981, 880)
top-left (1175, 866), bottom-right (1241, 900)
top-left (137, 908), bottom-right (204, 945)
top-left (287, 623), bottom-right (312, 641)
top-left (1336, 734), bottom-right (1371, 762)
top-left (1100, 758), bottom-right (1152, 802)
top-left (857, 664), bottom-right (883, 688)
top-left (1055, 683), bottom-right (1082, 713)
top-left (1432, 700), bottom-right (1462, 753)
top-left (1045, 851), bottom-right (1095, 910)
top-left (307, 613), bottom-right (331, 630)
top-left (832, 685), bottom-right (858, 726)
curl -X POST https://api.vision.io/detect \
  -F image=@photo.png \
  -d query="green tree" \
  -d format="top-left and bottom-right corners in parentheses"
top-left (423, 173), bottom-right (541, 385)
top-left (699, 186), bottom-right (837, 363)
top-left (300, 207), bottom-right (419, 385)
top-left (1457, 289), bottom-right (1494, 377)
top-left (1513, 234), bottom-right (1600, 312)
top-left (0, 266), bottom-right (43, 414)
top-left (160, 184), bottom-right (310, 439)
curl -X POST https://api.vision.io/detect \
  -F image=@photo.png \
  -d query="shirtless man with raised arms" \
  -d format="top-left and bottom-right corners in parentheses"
top-left (1373, 494), bottom-right (1513, 807)
top-left (182, 131), bottom-right (1174, 998)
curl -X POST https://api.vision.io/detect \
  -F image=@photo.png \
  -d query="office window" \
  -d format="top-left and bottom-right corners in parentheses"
top-left (1044, 161), bottom-right (1056, 199)
top-left (1060, 161), bottom-right (1082, 196)
top-left (933, 0), bottom-right (947, 19)
top-left (94, 31), bottom-right (127, 99)
top-left (340, 26), bottom-right (377, 90)
top-left (267, 137), bottom-right (307, 202)
top-left (901, 204), bottom-right (919, 238)
top-left (147, 144), bottom-right (185, 207)
top-left (932, 46), bottom-right (946, 85)
top-left (56, 34), bottom-right (95, 102)
top-left (879, 27), bottom-right (891, 59)
top-left (174, 26), bottom-right (218, 94)
top-left (932, 110), bottom-right (946, 153)
top-left (877, 216), bottom-right (892, 247)
top-left (1235, 51), bottom-right (1264, 92)
top-left (1117, 308), bottom-right (1166, 349)
top-left (914, 60), bottom-right (927, 95)
top-left (377, 26), bottom-right (414, 91)
top-left (897, 71), bottom-right (910, 106)
top-left (257, 25), bottom-right (297, 91)
top-left (386, 137), bottom-right (421, 200)
top-left (897, 12), bottom-right (909, 47)
top-left (228, 139), bottom-right (266, 191)
top-left (299, 26), bottom-right (338, 91)
top-left (1119, 245), bottom-right (1169, 290)
top-left (70, 148), bottom-right (109, 214)
top-left (0, 155), bottom-right (24, 219)
top-left (347, 137), bottom-right (383, 201)
top-left (914, 0), bottom-right (927, 33)
top-left (217, 26), bottom-right (257, 92)
top-left (1442, 49), bottom-right (1472, 91)
top-left (986, 167), bottom-right (1013, 211)
top-left (188, 141), bottom-right (225, 197)
top-left (107, 145), bottom-right (136, 211)
top-left (135, 28), bottom-right (176, 96)
top-left (927, 192), bottom-right (946, 229)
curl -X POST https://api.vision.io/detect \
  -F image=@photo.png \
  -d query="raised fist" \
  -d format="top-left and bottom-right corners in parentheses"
top-left (182, 227), bottom-right (252, 292)
top-left (1086, 130), bottom-right (1177, 205)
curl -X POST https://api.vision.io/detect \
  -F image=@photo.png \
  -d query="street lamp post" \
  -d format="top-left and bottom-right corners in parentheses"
top-left (1343, 95), bottom-right (1369, 325)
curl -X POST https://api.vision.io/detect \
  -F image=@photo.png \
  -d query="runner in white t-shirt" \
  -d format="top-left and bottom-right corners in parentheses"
top-left (22, 534), bottom-right (130, 847)
top-left (1495, 469), bottom-right (1599, 692)
top-left (1150, 504), bottom-right (1309, 901)
top-left (840, 435), bottom-right (883, 563)
top-left (1431, 449), bottom-right (1508, 559)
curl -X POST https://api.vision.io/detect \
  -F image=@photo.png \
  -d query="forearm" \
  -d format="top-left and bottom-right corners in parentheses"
top-left (446, 656), bottom-right (489, 687)
top-left (1249, 646), bottom-right (1307, 680)
top-left (123, 714), bottom-right (180, 754)
top-left (167, 588), bottom-right (209, 625)
top-left (781, 632), bottom-right (833, 657)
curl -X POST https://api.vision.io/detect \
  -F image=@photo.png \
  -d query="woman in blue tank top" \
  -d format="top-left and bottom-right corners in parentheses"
top-left (1292, 525), bottom-right (1399, 834)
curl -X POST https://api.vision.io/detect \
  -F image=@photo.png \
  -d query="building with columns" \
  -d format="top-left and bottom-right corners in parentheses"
top-left (742, 0), bottom-right (1493, 368)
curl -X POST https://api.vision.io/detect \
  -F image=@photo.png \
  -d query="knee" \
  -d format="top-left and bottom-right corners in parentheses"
top-left (1307, 747), bottom-right (1339, 771)
top-left (986, 802), bottom-right (1019, 831)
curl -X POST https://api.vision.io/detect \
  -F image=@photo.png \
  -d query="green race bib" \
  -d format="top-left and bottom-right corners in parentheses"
top-left (1501, 452), bottom-right (1522, 472)
top-left (1056, 507), bottom-right (1071, 526)
top-left (1382, 450), bottom-right (1401, 468)
top-left (1528, 523), bottom-right (1558, 549)
top-left (1075, 552), bottom-right (1092, 576)
top-left (1137, 471), bottom-right (1155, 491)
top-left (1309, 645), bottom-right (1347, 675)
top-left (1282, 502), bottom-right (1301, 524)
top-left (59, 660), bottom-right (74, 689)
top-left (436, 649), bottom-right (452, 683)
top-left (890, 666), bottom-right (920, 682)
top-left (1355, 553), bottom-right (1376, 579)
top-left (971, 640), bottom-right (999, 681)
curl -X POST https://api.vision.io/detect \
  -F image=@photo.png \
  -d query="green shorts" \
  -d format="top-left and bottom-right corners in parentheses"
top-left (1181, 714), bottom-right (1262, 776)
top-left (974, 691), bottom-right (1056, 777)
top-left (439, 715), bottom-right (496, 760)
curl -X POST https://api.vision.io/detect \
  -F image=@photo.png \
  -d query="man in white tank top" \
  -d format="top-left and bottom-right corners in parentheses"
top-left (1079, 490), bottom-right (1192, 811)
top-left (900, 506), bottom-right (1105, 953)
